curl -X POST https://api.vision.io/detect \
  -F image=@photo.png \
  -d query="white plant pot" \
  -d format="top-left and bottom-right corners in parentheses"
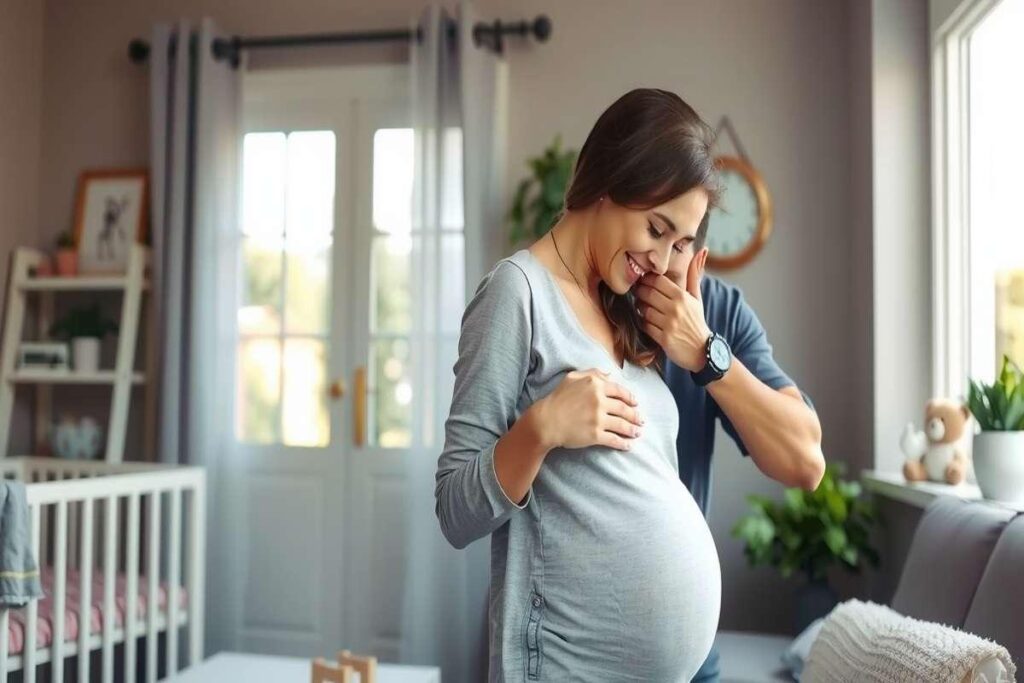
top-left (71, 337), bottom-right (101, 373)
top-left (973, 432), bottom-right (1024, 504)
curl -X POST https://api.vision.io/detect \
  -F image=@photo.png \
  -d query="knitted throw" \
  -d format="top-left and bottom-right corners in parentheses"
top-left (803, 600), bottom-right (1016, 683)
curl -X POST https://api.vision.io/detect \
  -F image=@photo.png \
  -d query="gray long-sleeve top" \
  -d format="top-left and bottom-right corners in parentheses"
top-left (436, 249), bottom-right (721, 682)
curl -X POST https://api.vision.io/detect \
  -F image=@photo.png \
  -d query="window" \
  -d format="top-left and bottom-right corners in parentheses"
top-left (933, 0), bottom-right (1024, 396)
top-left (967, 0), bottom-right (1024, 377)
top-left (236, 130), bottom-right (335, 446)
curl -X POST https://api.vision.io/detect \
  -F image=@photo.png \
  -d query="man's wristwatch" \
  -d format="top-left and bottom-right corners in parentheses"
top-left (690, 332), bottom-right (732, 386)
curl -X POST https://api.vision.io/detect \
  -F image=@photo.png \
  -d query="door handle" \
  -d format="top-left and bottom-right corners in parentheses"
top-left (329, 378), bottom-right (346, 400)
top-left (353, 366), bottom-right (367, 447)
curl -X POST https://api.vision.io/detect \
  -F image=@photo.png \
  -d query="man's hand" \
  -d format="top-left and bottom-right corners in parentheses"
top-left (634, 248), bottom-right (712, 372)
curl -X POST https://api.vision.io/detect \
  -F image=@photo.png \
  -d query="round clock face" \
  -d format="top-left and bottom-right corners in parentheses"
top-left (706, 167), bottom-right (760, 261)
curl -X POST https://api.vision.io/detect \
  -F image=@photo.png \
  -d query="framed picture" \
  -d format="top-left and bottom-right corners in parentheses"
top-left (73, 168), bottom-right (149, 274)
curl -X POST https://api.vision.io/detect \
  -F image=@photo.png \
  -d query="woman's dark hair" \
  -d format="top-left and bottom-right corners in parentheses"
top-left (563, 88), bottom-right (720, 371)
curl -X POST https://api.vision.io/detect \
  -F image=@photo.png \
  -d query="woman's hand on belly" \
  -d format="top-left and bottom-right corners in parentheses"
top-left (533, 368), bottom-right (644, 452)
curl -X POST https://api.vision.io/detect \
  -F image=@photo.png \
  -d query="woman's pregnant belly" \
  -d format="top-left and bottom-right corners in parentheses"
top-left (533, 446), bottom-right (722, 681)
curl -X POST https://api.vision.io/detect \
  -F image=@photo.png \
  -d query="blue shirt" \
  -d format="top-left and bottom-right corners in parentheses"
top-left (662, 275), bottom-right (811, 517)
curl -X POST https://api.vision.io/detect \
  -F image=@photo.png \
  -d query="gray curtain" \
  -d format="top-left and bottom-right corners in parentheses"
top-left (401, 3), bottom-right (508, 682)
top-left (148, 17), bottom-right (240, 655)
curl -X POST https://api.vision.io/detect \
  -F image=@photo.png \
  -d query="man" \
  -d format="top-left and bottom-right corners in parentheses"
top-left (635, 220), bottom-right (825, 682)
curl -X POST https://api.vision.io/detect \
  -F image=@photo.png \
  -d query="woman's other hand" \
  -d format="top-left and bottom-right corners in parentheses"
top-left (532, 368), bottom-right (644, 451)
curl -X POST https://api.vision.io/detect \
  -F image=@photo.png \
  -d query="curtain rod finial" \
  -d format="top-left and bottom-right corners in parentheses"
top-left (128, 39), bottom-right (149, 64)
top-left (532, 15), bottom-right (552, 42)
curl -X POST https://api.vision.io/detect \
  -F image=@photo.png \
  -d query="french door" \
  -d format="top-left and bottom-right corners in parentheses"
top-left (216, 64), bottom-right (415, 661)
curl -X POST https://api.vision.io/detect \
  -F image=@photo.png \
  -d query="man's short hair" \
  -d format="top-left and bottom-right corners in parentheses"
top-left (694, 212), bottom-right (710, 252)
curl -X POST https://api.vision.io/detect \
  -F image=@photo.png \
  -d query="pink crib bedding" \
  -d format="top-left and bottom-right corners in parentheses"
top-left (6, 566), bottom-right (187, 656)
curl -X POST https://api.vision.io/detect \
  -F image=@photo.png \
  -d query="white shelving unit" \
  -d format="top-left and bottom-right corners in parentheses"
top-left (0, 244), bottom-right (151, 463)
top-left (7, 370), bottom-right (146, 384)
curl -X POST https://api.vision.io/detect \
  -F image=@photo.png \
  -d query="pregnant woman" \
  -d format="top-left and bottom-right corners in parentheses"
top-left (436, 89), bottom-right (722, 682)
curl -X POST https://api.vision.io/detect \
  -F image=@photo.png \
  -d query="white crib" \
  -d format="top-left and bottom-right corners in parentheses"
top-left (0, 457), bottom-right (205, 683)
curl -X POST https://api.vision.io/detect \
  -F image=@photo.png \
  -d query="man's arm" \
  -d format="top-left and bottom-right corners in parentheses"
top-left (635, 248), bottom-right (824, 491)
top-left (706, 360), bottom-right (824, 490)
top-left (705, 273), bottom-right (824, 490)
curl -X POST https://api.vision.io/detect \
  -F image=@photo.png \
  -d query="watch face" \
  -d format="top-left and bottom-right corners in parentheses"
top-left (709, 337), bottom-right (731, 371)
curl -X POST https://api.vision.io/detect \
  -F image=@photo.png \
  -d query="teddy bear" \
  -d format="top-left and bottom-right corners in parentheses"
top-left (900, 399), bottom-right (971, 485)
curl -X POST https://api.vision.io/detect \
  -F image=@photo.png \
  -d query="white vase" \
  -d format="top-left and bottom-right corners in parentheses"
top-left (973, 432), bottom-right (1024, 504)
top-left (71, 337), bottom-right (101, 372)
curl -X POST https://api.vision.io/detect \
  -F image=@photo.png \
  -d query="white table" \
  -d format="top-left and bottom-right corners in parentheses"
top-left (165, 652), bottom-right (441, 683)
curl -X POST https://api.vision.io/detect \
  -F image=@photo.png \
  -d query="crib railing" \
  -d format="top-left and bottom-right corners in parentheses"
top-left (0, 457), bottom-right (205, 683)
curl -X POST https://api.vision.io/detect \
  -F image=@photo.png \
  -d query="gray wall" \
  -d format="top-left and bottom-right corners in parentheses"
top-left (871, 0), bottom-right (932, 472)
top-left (850, 0), bottom-right (933, 601)
top-left (0, 0), bottom-right (45, 454)
top-left (33, 0), bottom-right (864, 634)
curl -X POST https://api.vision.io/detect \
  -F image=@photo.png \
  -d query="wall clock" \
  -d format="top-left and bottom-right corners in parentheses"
top-left (704, 155), bottom-right (773, 271)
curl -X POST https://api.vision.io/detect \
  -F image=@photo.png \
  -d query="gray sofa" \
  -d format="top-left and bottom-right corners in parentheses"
top-left (714, 496), bottom-right (1024, 682)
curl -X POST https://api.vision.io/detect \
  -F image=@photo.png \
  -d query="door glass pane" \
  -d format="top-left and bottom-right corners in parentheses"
top-left (286, 240), bottom-right (330, 335)
top-left (242, 132), bottom-right (286, 237)
top-left (372, 234), bottom-right (411, 334)
top-left (441, 127), bottom-right (464, 231)
top-left (238, 129), bottom-right (336, 446)
top-left (239, 237), bottom-right (283, 335)
top-left (373, 128), bottom-right (414, 234)
top-left (371, 337), bottom-right (411, 448)
top-left (286, 131), bottom-right (336, 244)
top-left (282, 338), bottom-right (329, 447)
top-left (237, 338), bottom-right (281, 444)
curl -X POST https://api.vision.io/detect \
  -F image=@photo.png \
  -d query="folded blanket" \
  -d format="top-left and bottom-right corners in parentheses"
top-left (0, 481), bottom-right (44, 607)
top-left (803, 599), bottom-right (1016, 683)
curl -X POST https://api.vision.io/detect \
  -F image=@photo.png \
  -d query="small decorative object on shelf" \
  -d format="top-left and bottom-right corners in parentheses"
top-left (49, 415), bottom-right (103, 459)
top-left (900, 399), bottom-right (971, 485)
top-left (17, 342), bottom-right (70, 372)
top-left (74, 168), bottom-right (149, 274)
top-left (967, 355), bottom-right (1024, 504)
top-left (34, 257), bottom-right (54, 277)
top-left (55, 229), bottom-right (78, 276)
top-left (48, 303), bottom-right (118, 373)
top-left (732, 463), bottom-right (879, 632)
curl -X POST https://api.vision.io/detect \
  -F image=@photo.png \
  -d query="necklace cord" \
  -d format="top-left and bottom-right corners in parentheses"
top-left (549, 231), bottom-right (604, 317)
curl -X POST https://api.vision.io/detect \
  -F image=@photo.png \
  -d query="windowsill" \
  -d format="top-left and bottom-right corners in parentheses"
top-left (861, 469), bottom-right (1024, 512)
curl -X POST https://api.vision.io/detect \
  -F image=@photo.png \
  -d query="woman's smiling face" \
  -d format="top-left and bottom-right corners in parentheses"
top-left (589, 187), bottom-right (709, 294)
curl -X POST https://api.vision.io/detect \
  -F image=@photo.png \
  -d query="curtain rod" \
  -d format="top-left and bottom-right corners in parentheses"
top-left (128, 15), bottom-right (551, 67)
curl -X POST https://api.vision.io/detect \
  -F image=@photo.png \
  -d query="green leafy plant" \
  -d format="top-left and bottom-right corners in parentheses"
top-left (507, 135), bottom-right (577, 245)
top-left (968, 355), bottom-right (1024, 431)
top-left (732, 463), bottom-right (880, 582)
top-left (56, 230), bottom-right (75, 249)
top-left (49, 304), bottom-right (118, 340)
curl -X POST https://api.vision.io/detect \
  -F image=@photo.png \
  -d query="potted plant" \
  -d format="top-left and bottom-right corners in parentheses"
top-left (732, 463), bottom-right (880, 631)
top-left (507, 135), bottom-right (577, 246)
top-left (967, 355), bottom-right (1024, 504)
top-left (49, 304), bottom-right (118, 373)
top-left (55, 230), bottom-right (78, 276)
